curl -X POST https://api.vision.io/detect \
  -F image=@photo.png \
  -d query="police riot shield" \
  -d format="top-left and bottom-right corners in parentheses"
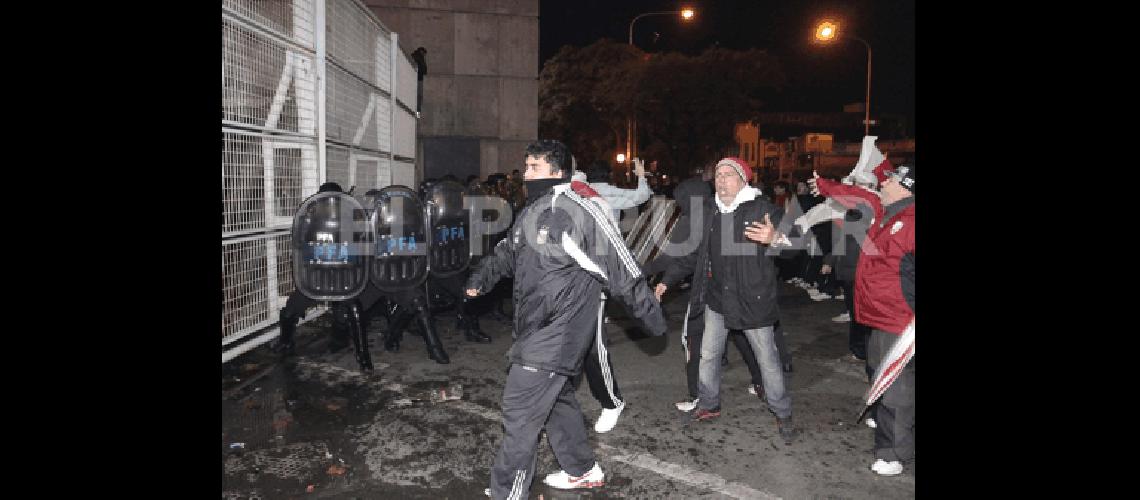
top-left (369, 186), bottom-right (429, 293)
top-left (291, 192), bottom-right (372, 301)
top-left (425, 180), bottom-right (471, 277)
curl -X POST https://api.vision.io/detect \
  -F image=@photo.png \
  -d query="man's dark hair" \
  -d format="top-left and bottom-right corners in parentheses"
top-left (586, 160), bottom-right (612, 183)
top-left (318, 182), bottom-right (343, 193)
top-left (524, 140), bottom-right (571, 178)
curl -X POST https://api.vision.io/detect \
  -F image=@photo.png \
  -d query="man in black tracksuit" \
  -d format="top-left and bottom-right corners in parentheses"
top-left (466, 140), bottom-right (666, 499)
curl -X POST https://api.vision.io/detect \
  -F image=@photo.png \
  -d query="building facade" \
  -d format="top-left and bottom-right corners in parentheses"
top-left (364, 0), bottom-right (539, 182)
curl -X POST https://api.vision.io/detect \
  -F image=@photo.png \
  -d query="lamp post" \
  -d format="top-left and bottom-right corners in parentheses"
top-left (629, 8), bottom-right (695, 45)
top-left (815, 20), bottom-right (873, 135)
top-left (625, 8), bottom-right (695, 176)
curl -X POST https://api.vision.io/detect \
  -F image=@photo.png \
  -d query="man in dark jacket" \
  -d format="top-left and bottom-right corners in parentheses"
top-left (466, 140), bottom-right (667, 498)
top-left (654, 157), bottom-right (797, 441)
top-left (645, 174), bottom-right (771, 412)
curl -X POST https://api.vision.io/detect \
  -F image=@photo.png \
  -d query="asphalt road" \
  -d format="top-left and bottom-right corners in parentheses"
top-left (222, 281), bottom-right (915, 499)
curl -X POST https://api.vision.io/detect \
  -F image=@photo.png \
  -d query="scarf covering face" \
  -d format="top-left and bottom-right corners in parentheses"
top-left (524, 178), bottom-right (566, 204)
top-left (714, 185), bottom-right (760, 213)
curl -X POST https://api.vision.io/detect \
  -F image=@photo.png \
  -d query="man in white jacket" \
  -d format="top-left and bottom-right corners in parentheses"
top-left (583, 159), bottom-right (652, 229)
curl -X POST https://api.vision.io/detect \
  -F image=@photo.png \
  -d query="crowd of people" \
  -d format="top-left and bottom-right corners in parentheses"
top-left (461, 140), bottom-right (915, 498)
top-left (282, 138), bottom-right (915, 497)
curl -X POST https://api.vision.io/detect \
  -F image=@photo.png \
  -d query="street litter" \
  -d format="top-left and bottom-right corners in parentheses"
top-left (386, 384), bottom-right (464, 409)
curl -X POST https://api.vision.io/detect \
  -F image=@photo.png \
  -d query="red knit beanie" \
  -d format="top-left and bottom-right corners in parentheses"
top-left (715, 157), bottom-right (752, 183)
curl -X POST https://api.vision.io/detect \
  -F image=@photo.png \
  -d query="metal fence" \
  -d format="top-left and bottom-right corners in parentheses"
top-left (222, 0), bottom-right (418, 362)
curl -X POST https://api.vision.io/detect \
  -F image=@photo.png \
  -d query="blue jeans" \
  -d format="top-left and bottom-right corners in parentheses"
top-left (698, 306), bottom-right (792, 418)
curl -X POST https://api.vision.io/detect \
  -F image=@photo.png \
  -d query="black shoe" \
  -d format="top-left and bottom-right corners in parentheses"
top-left (777, 416), bottom-right (798, 442)
top-left (458, 310), bottom-right (492, 343)
top-left (465, 329), bottom-right (492, 343)
top-left (428, 346), bottom-right (450, 364)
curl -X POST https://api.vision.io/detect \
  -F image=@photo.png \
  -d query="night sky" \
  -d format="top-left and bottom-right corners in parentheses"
top-left (539, 0), bottom-right (915, 132)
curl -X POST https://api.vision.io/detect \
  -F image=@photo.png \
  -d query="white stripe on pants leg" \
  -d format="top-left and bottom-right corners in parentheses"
top-left (596, 292), bottom-right (621, 407)
top-left (508, 469), bottom-right (525, 500)
top-left (681, 302), bottom-right (691, 361)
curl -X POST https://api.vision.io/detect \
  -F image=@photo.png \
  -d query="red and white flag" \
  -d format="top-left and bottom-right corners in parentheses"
top-left (847, 135), bottom-right (893, 186)
top-left (861, 317), bottom-right (915, 416)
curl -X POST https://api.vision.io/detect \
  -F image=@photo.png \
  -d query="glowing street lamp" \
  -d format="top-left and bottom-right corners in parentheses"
top-left (815, 21), bottom-right (838, 42)
top-left (625, 8), bottom-right (696, 169)
top-left (616, 153), bottom-right (626, 164)
top-left (814, 19), bottom-right (874, 135)
top-left (629, 8), bottom-right (696, 45)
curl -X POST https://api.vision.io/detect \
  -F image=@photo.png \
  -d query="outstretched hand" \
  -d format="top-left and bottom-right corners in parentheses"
top-left (465, 288), bottom-right (480, 297)
top-left (654, 283), bottom-right (667, 302)
top-left (634, 157), bottom-right (646, 178)
top-left (744, 213), bottom-right (778, 245)
top-left (807, 170), bottom-right (822, 196)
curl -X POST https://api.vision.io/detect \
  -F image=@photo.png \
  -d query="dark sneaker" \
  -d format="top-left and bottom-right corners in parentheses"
top-left (686, 407), bottom-right (721, 424)
top-left (777, 416), bottom-right (798, 442)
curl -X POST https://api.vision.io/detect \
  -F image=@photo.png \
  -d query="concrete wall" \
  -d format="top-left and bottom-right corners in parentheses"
top-left (364, 0), bottom-right (539, 182)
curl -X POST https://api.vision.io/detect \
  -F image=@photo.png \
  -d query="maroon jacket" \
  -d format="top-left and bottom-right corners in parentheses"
top-left (817, 179), bottom-right (915, 335)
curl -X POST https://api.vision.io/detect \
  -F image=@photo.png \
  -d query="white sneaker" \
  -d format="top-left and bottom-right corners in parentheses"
top-left (865, 417), bottom-right (877, 429)
top-left (675, 398), bottom-right (699, 412)
top-left (594, 401), bottom-right (625, 433)
top-left (484, 488), bottom-right (491, 497)
top-left (747, 385), bottom-right (757, 395)
top-left (810, 291), bottom-right (831, 301)
top-left (544, 463), bottom-right (605, 489)
top-left (871, 459), bottom-right (903, 476)
top-left (832, 312), bottom-right (850, 323)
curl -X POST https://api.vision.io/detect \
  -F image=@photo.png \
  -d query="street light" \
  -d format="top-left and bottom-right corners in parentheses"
top-left (814, 19), bottom-right (873, 135)
top-left (629, 8), bottom-right (696, 45)
top-left (626, 8), bottom-right (695, 175)
top-left (616, 153), bottom-right (626, 164)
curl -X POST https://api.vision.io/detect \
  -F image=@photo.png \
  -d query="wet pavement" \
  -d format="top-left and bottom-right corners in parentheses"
top-left (222, 282), bottom-right (915, 499)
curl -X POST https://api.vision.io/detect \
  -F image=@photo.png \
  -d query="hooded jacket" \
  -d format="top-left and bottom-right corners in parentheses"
top-left (660, 187), bottom-right (789, 330)
top-left (466, 180), bottom-right (667, 375)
